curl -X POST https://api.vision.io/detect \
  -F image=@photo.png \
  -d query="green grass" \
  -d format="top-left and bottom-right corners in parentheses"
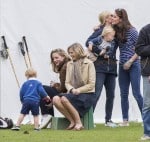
top-left (0, 123), bottom-right (143, 142)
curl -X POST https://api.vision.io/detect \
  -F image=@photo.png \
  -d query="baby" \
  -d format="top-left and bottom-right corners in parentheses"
top-left (86, 26), bottom-right (115, 61)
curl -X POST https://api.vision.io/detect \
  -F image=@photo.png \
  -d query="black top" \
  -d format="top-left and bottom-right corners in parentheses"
top-left (135, 24), bottom-right (150, 76)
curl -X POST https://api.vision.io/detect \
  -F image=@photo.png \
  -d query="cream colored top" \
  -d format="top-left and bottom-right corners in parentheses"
top-left (65, 58), bottom-right (96, 93)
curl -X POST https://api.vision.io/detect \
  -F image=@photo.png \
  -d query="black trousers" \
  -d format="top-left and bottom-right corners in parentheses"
top-left (40, 85), bottom-right (59, 116)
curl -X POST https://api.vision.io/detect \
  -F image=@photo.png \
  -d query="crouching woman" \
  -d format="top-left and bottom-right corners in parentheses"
top-left (53, 43), bottom-right (96, 130)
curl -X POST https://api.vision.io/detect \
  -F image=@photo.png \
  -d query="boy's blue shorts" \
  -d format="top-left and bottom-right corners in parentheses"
top-left (21, 100), bottom-right (39, 116)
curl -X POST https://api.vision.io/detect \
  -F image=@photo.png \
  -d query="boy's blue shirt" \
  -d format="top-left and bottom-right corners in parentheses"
top-left (20, 77), bottom-right (48, 103)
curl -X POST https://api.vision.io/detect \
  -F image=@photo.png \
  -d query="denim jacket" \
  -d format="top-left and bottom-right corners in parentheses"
top-left (85, 25), bottom-right (104, 47)
top-left (90, 36), bottom-right (118, 76)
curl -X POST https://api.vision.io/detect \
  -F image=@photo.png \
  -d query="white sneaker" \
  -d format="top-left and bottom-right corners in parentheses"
top-left (11, 126), bottom-right (20, 131)
top-left (39, 115), bottom-right (52, 129)
top-left (118, 121), bottom-right (129, 127)
top-left (105, 120), bottom-right (118, 128)
top-left (140, 135), bottom-right (150, 140)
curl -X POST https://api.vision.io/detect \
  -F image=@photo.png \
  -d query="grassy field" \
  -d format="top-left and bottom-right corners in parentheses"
top-left (0, 122), bottom-right (143, 142)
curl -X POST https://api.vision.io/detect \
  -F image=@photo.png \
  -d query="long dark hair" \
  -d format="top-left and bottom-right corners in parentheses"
top-left (113, 8), bottom-right (132, 43)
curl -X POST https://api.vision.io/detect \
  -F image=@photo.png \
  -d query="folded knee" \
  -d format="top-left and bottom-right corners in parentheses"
top-left (53, 96), bottom-right (60, 105)
top-left (61, 96), bottom-right (68, 103)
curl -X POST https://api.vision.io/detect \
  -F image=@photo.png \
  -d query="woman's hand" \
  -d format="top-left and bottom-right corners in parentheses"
top-left (50, 81), bottom-right (55, 87)
top-left (123, 60), bottom-right (133, 70)
top-left (71, 88), bottom-right (80, 95)
top-left (104, 54), bottom-right (109, 59)
top-left (88, 44), bottom-right (93, 51)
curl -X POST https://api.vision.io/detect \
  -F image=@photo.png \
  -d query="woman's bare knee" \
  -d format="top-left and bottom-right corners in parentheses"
top-left (61, 96), bottom-right (67, 102)
top-left (61, 96), bottom-right (69, 104)
top-left (53, 96), bottom-right (61, 105)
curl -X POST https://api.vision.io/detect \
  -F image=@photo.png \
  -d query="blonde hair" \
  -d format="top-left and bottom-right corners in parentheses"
top-left (98, 11), bottom-right (112, 25)
top-left (67, 43), bottom-right (86, 59)
top-left (25, 68), bottom-right (37, 78)
top-left (101, 26), bottom-right (115, 37)
top-left (50, 48), bottom-right (71, 73)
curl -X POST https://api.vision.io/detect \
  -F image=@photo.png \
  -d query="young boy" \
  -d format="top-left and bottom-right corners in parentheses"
top-left (86, 26), bottom-right (115, 61)
top-left (12, 68), bottom-right (50, 131)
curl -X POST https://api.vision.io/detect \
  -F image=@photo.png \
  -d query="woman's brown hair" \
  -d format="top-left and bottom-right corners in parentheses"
top-left (50, 48), bottom-right (71, 73)
top-left (113, 8), bottom-right (132, 43)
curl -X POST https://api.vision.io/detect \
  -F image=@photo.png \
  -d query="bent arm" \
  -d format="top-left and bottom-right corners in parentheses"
top-left (76, 62), bottom-right (96, 93)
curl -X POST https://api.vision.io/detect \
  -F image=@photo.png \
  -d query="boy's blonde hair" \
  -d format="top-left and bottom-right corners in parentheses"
top-left (25, 68), bottom-right (37, 78)
top-left (98, 11), bottom-right (112, 25)
top-left (101, 26), bottom-right (115, 36)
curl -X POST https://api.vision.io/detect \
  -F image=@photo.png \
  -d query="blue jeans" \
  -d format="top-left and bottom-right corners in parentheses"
top-left (142, 76), bottom-right (150, 136)
top-left (119, 63), bottom-right (143, 121)
top-left (94, 72), bottom-right (116, 122)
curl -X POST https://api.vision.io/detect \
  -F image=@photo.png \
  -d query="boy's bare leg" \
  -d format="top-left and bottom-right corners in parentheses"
top-left (16, 114), bottom-right (26, 126)
top-left (33, 115), bottom-right (39, 129)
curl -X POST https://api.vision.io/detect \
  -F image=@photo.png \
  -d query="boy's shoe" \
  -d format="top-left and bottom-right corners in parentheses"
top-left (140, 135), bottom-right (150, 140)
top-left (118, 121), bottom-right (129, 127)
top-left (11, 126), bottom-right (20, 131)
top-left (105, 120), bottom-right (118, 128)
top-left (39, 115), bottom-right (52, 129)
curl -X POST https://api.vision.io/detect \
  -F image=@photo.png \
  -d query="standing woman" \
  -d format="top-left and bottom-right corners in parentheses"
top-left (112, 8), bottom-right (143, 126)
top-left (40, 49), bottom-right (71, 129)
top-left (53, 43), bottom-right (96, 130)
top-left (88, 26), bottom-right (118, 127)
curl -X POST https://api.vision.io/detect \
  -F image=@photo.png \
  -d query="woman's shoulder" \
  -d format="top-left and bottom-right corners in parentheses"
top-left (128, 27), bottom-right (138, 33)
top-left (61, 61), bottom-right (69, 70)
top-left (127, 27), bottom-right (138, 37)
top-left (83, 57), bottom-right (94, 64)
top-left (67, 60), bottom-right (73, 64)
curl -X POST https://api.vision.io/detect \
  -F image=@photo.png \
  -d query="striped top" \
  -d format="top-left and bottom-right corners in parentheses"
top-left (119, 27), bottom-right (138, 64)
